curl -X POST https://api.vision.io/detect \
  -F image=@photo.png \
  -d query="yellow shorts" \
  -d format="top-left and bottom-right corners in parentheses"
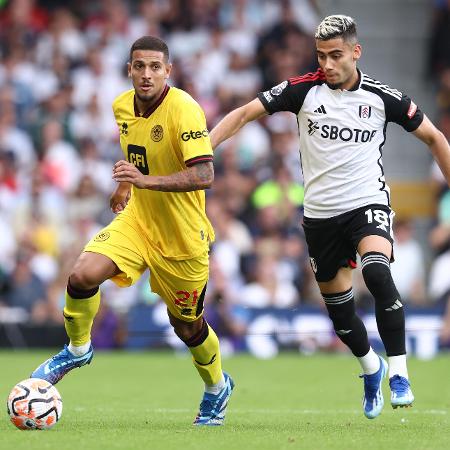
top-left (84, 213), bottom-right (209, 322)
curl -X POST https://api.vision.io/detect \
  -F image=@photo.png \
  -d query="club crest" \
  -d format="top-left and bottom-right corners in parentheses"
top-left (151, 125), bottom-right (163, 142)
top-left (359, 105), bottom-right (372, 119)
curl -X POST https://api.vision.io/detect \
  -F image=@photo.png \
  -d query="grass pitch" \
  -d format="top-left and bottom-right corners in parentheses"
top-left (1, 350), bottom-right (449, 450)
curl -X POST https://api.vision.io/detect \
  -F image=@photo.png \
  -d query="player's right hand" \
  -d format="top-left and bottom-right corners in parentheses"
top-left (110, 182), bottom-right (131, 214)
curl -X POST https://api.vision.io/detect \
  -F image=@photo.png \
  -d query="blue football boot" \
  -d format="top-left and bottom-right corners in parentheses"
top-left (194, 372), bottom-right (234, 426)
top-left (360, 356), bottom-right (387, 419)
top-left (390, 375), bottom-right (414, 408)
top-left (30, 345), bottom-right (93, 385)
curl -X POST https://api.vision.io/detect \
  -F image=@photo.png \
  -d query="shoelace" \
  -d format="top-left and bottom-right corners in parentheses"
top-left (49, 346), bottom-right (72, 365)
top-left (199, 398), bottom-right (216, 414)
top-left (360, 373), bottom-right (380, 399)
top-left (390, 375), bottom-right (409, 393)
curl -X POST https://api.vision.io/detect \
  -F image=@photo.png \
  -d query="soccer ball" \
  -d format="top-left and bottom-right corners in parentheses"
top-left (7, 378), bottom-right (63, 430)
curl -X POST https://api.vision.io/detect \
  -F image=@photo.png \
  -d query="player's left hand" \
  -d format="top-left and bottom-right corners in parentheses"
top-left (112, 160), bottom-right (148, 189)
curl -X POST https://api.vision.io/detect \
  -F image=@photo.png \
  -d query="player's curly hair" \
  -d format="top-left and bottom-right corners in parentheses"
top-left (315, 15), bottom-right (357, 42)
top-left (130, 36), bottom-right (170, 62)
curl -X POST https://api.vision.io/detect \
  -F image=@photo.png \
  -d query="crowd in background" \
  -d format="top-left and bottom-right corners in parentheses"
top-left (428, 0), bottom-right (450, 345)
top-left (0, 0), bottom-right (449, 349)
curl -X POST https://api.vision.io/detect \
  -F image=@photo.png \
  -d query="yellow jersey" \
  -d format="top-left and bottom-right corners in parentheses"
top-left (112, 85), bottom-right (215, 260)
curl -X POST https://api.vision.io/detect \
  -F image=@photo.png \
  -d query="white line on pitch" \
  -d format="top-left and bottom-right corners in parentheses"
top-left (72, 407), bottom-right (447, 415)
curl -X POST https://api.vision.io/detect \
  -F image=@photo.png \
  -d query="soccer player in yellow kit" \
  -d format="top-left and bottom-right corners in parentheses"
top-left (31, 36), bottom-right (234, 426)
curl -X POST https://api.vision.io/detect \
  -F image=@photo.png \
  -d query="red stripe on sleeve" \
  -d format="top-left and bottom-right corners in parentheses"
top-left (185, 155), bottom-right (213, 167)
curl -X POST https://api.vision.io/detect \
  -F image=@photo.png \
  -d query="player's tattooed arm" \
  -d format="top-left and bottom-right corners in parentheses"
top-left (112, 160), bottom-right (214, 191)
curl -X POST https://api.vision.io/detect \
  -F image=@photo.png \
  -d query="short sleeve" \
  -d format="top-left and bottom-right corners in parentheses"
top-left (257, 80), bottom-right (301, 114)
top-left (257, 70), bottom-right (326, 116)
top-left (385, 94), bottom-right (424, 132)
top-left (177, 100), bottom-right (213, 167)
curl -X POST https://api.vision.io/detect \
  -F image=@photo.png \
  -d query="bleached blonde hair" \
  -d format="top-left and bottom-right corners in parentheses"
top-left (315, 15), bottom-right (357, 42)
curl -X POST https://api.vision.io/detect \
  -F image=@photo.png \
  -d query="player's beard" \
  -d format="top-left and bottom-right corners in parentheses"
top-left (136, 91), bottom-right (156, 104)
top-left (326, 81), bottom-right (342, 90)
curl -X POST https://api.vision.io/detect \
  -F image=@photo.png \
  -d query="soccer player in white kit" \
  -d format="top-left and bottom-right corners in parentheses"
top-left (209, 15), bottom-right (450, 419)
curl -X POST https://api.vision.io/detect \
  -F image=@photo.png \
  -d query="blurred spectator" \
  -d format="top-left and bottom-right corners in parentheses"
top-left (429, 0), bottom-right (450, 76)
top-left (390, 220), bottom-right (426, 306)
top-left (0, 0), bottom-right (445, 355)
top-left (428, 249), bottom-right (450, 305)
top-left (35, 7), bottom-right (86, 68)
top-left (439, 294), bottom-right (450, 346)
top-left (0, 93), bottom-right (36, 177)
top-left (0, 0), bottom-right (48, 54)
top-left (252, 159), bottom-right (304, 221)
top-left (70, 46), bottom-right (128, 116)
top-left (2, 248), bottom-right (48, 322)
top-left (239, 253), bottom-right (300, 308)
top-left (204, 256), bottom-right (247, 347)
top-left (0, 150), bottom-right (20, 214)
top-left (256, 0), bottom-right (316, 88)
top-left (40, 120), bottom-right (82, 193)
top-left (92, 301), bottom-right (125, 349)
top-left (67, 174), bottom-right (106, 223)
top-left (12, 167), bottom-right (67, 237)
top-left (207, 196), bottom-right (253, 286)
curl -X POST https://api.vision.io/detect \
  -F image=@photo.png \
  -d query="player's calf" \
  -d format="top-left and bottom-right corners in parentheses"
top-left (323, 289), bottom-right (370, 357)
top-left (361, 252), bottom-right (406, 356)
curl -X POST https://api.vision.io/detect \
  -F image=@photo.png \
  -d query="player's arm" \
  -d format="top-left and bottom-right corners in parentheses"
top-left (413, 115), bottom-right (450, 186)
top-left (209, 98), bottom-right (267, 149)
top-left (110, 181), bottom-right (131, 213)
top-left (112, 160), bottom-right (214, 192)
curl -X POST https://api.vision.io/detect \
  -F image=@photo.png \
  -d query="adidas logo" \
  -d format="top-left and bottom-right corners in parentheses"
top-left (314, 105), bottom-right (327, 114)
top-left (336, 329), bottom-right (352, 335)
top-left (385, 299), bottom-right (403, 311)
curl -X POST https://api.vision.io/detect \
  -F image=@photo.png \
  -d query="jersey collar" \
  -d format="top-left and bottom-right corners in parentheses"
top-left (133, 84), bottom-right (170, 118)
top-left (347, 68), bottom-right (362, 91)
top-left (326, 68), bottom-right (362, 92)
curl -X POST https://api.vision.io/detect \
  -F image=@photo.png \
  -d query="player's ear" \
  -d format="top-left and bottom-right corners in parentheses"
top-left (165, 62), bottom-right (172, 79)
top-left (353, 43), bottom-right (362, 62)
top-left (127, 62), bottom-right (132, 78)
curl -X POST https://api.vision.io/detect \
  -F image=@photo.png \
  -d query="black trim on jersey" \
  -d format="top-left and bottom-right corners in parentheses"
top-left (377, 122), bottom-right (390, 206)
top-left (185, 155), bottom-right (213, 167)
top-left (327, 68), bottom-right (362, 92)
top-left (257, 69), bottom-right (326, 115)
top-left (348, 69), bottom-right (362, 91)
top-left (296, 116), bottom-right (305, 189)
top-left (134, 84), bottom-right (170, 118)
top-left (360, 80), bottom-right (423, 132)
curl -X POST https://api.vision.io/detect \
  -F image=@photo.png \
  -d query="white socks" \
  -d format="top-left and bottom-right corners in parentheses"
top-left (205, 374), bottom-right (225, 395)
top-left (388, 355), bottom-right (408, 379)
top-left (68, 341), bottom-right (91, 357)
top-left (358, 347), bottom-right (380, 375)
top-left (358, 348), bottom-right (409, 379)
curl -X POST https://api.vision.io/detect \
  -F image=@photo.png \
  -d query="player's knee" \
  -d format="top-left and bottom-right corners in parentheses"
top-left (361, 252), bottom-right (403, 316)
top-left (361, 252), bottom-right (397, 299)
top-left (326, 303), bottom-right (355, 329)
top-left (323, 291), bottom-right (356, 329)
top-left (69, 255), bottom-right (110, 290)
top-left (171, 316), bottom-right (207, 346)
top-left (68, 268), bottom-right (100, 291)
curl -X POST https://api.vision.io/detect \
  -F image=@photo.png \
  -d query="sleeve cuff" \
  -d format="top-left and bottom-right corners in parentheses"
top-left (185, 155), bottom-right (213, 167)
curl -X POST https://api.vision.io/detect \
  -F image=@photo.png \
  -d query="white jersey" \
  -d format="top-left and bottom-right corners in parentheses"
top-left (258, 69), bottom-right (424, 218)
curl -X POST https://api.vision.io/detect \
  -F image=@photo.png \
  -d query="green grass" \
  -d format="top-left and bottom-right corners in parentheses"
top-left (1, 351), bottom-right (449, 450)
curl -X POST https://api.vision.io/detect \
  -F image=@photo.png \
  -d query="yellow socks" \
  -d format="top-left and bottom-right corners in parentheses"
top-left (63, 284), bottom-right (100, 347)
top-left (186, 320), bottom-right (223, 386)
